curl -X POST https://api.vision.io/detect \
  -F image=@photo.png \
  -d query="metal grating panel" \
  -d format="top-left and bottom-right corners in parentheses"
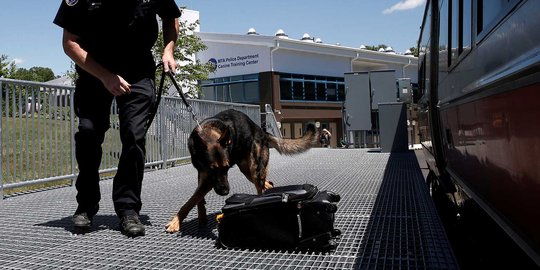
top-left (0, 149), bottom-right (458, 269)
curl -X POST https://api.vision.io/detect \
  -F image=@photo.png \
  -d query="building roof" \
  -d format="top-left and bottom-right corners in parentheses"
top-left (196, 32), bottom-right (417, 69)
top-left (44, 76), bottom-right (74, 87)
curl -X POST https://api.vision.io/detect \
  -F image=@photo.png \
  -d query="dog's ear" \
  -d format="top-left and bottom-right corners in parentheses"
top-left (219, 127), bottom-right (232, 146)
top-left (192, 127), bottom-right (208, 146)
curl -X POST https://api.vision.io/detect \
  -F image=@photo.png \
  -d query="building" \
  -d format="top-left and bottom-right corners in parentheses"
top-left (194, 27), bottom-right (417, 148)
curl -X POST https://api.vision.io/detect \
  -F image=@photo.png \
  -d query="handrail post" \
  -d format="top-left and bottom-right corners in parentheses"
top-left (159, 101), bottom-right (167, 169)
top-left (1, 80), bottom-right (4, 201)
top-left (70, 88), bottom-right (77, 186)
top-left (264, 104), bottom-right (282, 138)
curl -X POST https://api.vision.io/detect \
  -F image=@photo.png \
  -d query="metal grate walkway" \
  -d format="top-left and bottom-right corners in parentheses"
top-left (0, 149), bottom-right (458, 269)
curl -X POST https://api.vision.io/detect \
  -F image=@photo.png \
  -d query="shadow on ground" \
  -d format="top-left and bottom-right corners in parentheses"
top-left (35, 214), bottom-right (152, 235)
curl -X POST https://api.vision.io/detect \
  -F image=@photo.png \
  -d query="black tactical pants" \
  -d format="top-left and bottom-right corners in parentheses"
top-left (73, 76), bottom-right (155, 218)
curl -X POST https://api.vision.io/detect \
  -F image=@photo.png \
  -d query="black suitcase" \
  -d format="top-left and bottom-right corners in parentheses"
top-left (217, 184), bottom-right (341, 251)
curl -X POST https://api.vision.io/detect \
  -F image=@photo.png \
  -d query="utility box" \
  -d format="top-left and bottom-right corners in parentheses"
top-left (379, 102), bottom-right (408, 153)
top-left (344, 72), bottom-right (371, 130)
top-left (370, 70), bottom-right (397, 109)
top-left (397, 78), bottom-right (412, 103)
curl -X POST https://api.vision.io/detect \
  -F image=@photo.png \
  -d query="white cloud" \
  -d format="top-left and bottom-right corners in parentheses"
top-left (383, 0), bottom-right (426, 14)
top-left (12, 58), bottom-right (24, 65)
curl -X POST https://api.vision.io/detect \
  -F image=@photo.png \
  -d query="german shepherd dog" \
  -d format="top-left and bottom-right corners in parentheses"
top-left (165, 109), bottom-right (317, 233)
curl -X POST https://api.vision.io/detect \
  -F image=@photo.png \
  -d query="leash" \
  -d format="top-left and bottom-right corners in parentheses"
top-left (146, 63), bottom-right (202, 132)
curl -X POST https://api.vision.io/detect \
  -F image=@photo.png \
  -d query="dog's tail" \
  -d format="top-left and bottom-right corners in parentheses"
top-left (267, 123), bottom-right (318, 155)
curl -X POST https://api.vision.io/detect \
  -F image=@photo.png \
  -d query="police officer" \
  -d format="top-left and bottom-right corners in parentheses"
top-left (54, 0), bottom-right (181, 237)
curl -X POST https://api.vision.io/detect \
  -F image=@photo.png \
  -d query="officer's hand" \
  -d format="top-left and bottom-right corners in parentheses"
top-left (162, 53), bottom-right (177, 73)
top-left (102, 74), bottom-right (131, 96)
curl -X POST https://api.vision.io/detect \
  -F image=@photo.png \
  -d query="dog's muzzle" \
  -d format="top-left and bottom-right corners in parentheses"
top-left (214, 181), bottom-right (230, 196)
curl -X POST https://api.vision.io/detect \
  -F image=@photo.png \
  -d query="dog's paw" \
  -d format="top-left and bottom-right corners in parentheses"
top-left (165, 216), bottom-right (181, 233)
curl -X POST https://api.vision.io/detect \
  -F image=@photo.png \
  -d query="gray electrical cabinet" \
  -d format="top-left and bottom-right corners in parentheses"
top-left (397, 78), bottom-right (412, 103)
top-left (379, 102), bottom-right (408, 153)
top-left (344, 72), bottom-right (371, 130)
top-left (370, 70), bottom-right (397, 109)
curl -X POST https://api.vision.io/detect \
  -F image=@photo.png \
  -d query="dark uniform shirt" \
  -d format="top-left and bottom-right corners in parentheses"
top-left (54, 0), bottom-right (181, 82)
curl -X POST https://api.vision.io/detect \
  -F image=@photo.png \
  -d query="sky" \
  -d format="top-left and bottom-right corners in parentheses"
top-left (0, 0), bottom-right (426, 76)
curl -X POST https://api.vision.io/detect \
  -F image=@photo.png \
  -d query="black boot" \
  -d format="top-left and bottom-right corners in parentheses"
top-left (120, 214), bottom-right (145, 237)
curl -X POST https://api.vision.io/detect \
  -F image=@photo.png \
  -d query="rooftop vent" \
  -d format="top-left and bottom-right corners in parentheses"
top-left (275, 29), bottom-right (289, 39)
top-left (378, 48), bottom-right (385, 52)
top-left (404, 49), bottom-right (414, 56)
top-left (359, 45), bottom-right (367, 49)
top-left (301, 33), bottom-right (314, 42)
top-left (385, 46), bottom-right (396, 54)
top-left (315, 38), bottom-right (323, 43)
top-left (247, 28), bottom-right (258, 35)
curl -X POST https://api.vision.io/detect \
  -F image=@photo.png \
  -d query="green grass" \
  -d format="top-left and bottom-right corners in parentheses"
top-left (2, 115), bottom-right (74, 195)
top-left (1, 115), bottom-right (191, 197)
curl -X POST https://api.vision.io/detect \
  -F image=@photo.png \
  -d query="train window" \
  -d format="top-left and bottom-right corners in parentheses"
top-left (477, 0), bottom-right (522, 39)
top-left (449, 0), bottom-right (473, 67)
top-left (418, 3), bottom-right (431, 52)
top-left (450, 0), bottom-right (459, 66)
top-left (418, 60), bottom-right (426, 98)
top-left (477, 0), bottom-right (505, 34)
top-left (462, 0), bottom-right (472, 54)
top-left (439, 0), bottom-right (449, 71)
top-left (418, 0), bottom-right (430, 59)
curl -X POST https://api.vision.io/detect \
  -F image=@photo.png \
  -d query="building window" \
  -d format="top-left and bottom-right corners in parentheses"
top-left (327, 86), bottom-right (337, 101)
top-left (202, 86), bottom-right (215, 100)
top-left (337, 83), bottom-right (345, 101)
top-left (216, 85), bottom-right (228, 102)
top-left (199, 74), bottom-right (259, 104)
top-left (280, 79), bottom-right (292, 100)
top-left (244, 82), bottom-right (259, 102)
top-left (316, 81), bottom-right (326, 101)
top-left (229, 83), bottom-right (243, 102)
top-left (292, 81), bottom-right (303, 100)
top-left (304, 81), bottom-right (315, 100)
top-left (279, 73), bottom-right (344, 102)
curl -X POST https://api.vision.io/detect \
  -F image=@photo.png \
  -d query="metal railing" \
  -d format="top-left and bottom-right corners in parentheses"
top-left (0, 78), bottom-right (260, 198)
top-left (263, 104), bottom-right (282, 138)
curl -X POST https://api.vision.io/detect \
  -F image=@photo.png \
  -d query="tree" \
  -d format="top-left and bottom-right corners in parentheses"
top-left (0, 54), bottom-right (8, 77)
top-left (409, 46), bottom-right (419, 57)
top-left (364, 44), bottom-right (389, 52)
top-left (65, 61), bottom-right (78, 85)
top-left (1, 54), bottom-right (17, 78)
top-left (1, 54), bottom-right (56, 81)
top-left (152, 15), bottom-right (214, 97)
top-left (10, 67), bottom-right (55, 82)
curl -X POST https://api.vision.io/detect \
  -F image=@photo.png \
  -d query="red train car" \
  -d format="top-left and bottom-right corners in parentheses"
top-left (417, 0), bottom-right (540, 265)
